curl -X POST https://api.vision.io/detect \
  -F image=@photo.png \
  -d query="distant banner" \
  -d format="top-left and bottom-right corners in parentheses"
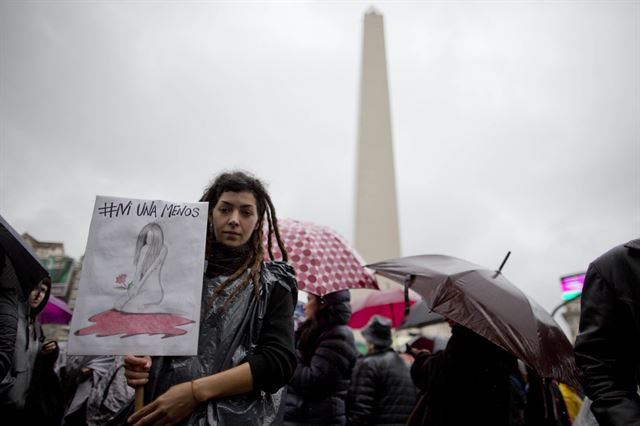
top-left (68, 196), bottom-right (207, 356)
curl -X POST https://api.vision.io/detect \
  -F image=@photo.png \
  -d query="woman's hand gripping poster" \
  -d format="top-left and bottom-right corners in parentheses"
top-left (68, 196), bottom-right (207, 356)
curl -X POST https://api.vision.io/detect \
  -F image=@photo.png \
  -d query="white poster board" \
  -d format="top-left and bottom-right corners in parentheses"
top-left (68, 196), bottom-right (207, 356)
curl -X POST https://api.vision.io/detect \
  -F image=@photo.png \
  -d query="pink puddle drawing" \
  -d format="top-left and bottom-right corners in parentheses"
top-left (75, 309), bottom-right (194, 339)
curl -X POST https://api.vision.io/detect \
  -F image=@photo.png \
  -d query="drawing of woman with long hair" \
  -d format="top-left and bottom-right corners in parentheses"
top-left (115, 222), bottom-right (168, 313)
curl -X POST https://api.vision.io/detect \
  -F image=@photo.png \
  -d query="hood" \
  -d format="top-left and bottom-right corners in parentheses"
top-left (30, 277), bottom-right (51, 318)
top-left (320, 289), bottom-right (352, 325)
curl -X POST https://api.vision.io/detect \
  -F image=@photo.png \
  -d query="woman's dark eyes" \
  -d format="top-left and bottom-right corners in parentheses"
top-left (218, 207), bottom-right (252, 216)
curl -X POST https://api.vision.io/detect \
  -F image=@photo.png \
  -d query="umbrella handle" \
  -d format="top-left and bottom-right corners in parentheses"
top-left (403, 275), bottom-right (415, 323)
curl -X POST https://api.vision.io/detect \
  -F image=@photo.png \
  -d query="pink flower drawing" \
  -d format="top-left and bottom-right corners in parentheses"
top-left (114, 274), bottom-right (132, 290)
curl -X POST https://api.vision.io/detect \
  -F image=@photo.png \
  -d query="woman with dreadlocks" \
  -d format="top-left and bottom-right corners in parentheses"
top-left (123, 171), bottom-right (298, 426)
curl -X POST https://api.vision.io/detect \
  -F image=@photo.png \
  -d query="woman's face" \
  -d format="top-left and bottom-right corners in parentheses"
top-left (210, 191), bottom-right (260, 248)
top-left (30, 281), bottom-right (48, 309)
top-left (304, 294), bottom-right (320, 319)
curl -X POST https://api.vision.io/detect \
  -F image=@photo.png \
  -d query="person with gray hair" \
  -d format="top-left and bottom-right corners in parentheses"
top-left (347, 315), bottom-right (417, 426)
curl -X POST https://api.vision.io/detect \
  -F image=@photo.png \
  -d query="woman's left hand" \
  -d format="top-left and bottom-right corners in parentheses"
top-left (127, 381), bottom-right (199, 426)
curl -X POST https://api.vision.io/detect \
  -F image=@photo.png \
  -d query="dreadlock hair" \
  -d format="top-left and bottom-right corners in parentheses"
top-left (200, 170), bottom-right (288, 312)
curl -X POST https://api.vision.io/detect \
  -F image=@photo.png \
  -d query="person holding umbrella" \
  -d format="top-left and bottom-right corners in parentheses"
top-left (283, 290), bottom-right (359, 426)
top-left (406, 319), bottom-right (518, 425)
top-left (123, 171), bottom-right (298, 426)
top-left (347, 315), bottom-right (417, 426)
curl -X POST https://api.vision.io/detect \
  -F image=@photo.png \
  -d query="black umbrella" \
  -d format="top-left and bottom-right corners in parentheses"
top-left (368, 253), bottom-right (581, 390)
top-left (0, 214), bottom-right (49, 297)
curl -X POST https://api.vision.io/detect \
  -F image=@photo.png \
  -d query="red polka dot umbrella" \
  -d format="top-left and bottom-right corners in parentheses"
top-left (263, 218), bottom-right (378, 296)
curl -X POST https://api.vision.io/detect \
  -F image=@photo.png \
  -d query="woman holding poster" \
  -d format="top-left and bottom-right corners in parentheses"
top-left (124, 171), bottom-right (297, 426)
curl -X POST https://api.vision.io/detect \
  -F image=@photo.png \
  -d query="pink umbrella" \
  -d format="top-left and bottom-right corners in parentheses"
top-left (39, 295), bottom-right (72, 325)
top-left (349, 287), bottom-right (421, 329)
top-left (264, 218), bottom-right (378, 296)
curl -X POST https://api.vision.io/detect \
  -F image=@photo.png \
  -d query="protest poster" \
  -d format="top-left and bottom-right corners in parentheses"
top-left (68, 196), bottom-right (207, 356)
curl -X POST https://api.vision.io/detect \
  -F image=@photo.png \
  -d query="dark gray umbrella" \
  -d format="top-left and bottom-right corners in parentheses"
top-left (0, 214), bottom-right (49, 297)
top-left (0, 215), bottom-right (50, 378)
top-left (368, 254), bottom-right (581, 390)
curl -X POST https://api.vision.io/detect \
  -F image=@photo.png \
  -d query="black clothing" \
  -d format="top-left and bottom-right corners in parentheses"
top-left (408, 324), bottom-right (517, 426)
top-left (574, 238), bottom-right (640, 426)
top-left (284, 290), bottom-right (358, 426)
top-left (1, 274), bottom-right (52, 414)
top-left (524, 371), bottom-right (571, 426)
top-left (25, 341), bottom-right (65, 424)
top-left (246, 263), bottom-right (298, 392)
top-left (205, 241), bottom-right (253, 277)
top-left (0, 252), bottom-right (19, 379)
top-left (348, 348), bottom-right (417, 426)
top-left (284, 325), bottom-right (358, 426)
top-left (144, 261), bottom-right (297, 425)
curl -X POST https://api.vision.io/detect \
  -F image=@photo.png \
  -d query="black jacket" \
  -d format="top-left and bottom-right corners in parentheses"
top-left (408, 324), bottom-right (516, 426)
top-left (0, 251), bottom-right (19, 379)
top-left (0, 273), bottom-right (51, 413)
top-left (348, 348), bottom-right (417, 426)
top-left (284, 295), bottom-right (358, 426)
top-left (574, 238), bottom-right (640, 426)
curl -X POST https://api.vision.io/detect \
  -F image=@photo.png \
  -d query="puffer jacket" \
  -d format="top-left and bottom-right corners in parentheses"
top-left (574, 238), bottom-right (640, 426)
top-left (284, 292), bottom-right (358, 426)
top-left (348, 348), bottom-right (417, 426)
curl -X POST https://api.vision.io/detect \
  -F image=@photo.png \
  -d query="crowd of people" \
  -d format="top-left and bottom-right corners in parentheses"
top-left (0, 170), bottom-right (637, 425)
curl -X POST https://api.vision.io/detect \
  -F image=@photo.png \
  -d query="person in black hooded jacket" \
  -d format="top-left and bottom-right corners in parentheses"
top-left (1, 277), bottom-right (62, 421)
top-left (283, 289), bottom-right (359, 426)
top-left (348, 315), bottom-right (417, 426)
top-left (25, 279), bottom-right (65, 425)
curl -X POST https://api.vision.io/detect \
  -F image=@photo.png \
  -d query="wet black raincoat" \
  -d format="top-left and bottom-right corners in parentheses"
top-left (144, 261), bottom-right (297, 426)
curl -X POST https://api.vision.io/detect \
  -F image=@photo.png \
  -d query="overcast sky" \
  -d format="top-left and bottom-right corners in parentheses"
top-left (1, 1), bottom-right (638, 318)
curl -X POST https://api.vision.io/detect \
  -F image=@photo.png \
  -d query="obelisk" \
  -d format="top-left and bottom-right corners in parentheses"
top-left (354, 8), bottom-right (401, 266)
